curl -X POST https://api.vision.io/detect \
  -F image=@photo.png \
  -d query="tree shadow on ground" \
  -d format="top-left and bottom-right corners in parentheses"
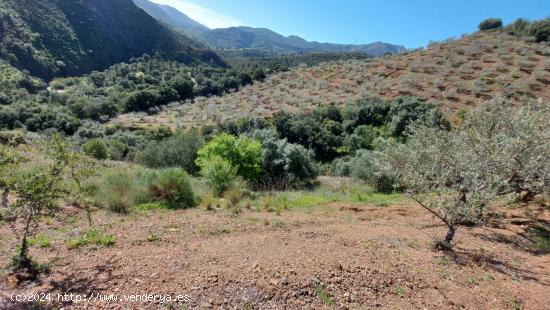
top-left (476, 203), bottom-right (549, 256)
top-left (443, 247), bottom-right (548, 285)
top-left (49, 254), bottom-right (122, 292)
top-left (2, 255), bottom-right (123, 310)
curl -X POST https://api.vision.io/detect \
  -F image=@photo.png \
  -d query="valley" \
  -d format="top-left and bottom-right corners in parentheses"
top-left (0, 1), bottom-right (548, 309)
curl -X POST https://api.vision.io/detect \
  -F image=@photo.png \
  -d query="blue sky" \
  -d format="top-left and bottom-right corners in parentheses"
top-left (151, 0), bottom-right (550, 48)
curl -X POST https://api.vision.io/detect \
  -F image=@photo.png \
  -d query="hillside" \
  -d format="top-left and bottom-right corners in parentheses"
top-left (132, 0), bottom-right (209, 33)
top-left (133, 0), bottom-right (405, 56)
top-left (112, 30), bottom-right (550, 129)
top-left (0, 0), bottom-right (225, 80)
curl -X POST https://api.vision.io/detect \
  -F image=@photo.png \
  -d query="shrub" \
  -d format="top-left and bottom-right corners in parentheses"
top-left (23, 106), bottom-right (81, 135)
top-left (94, 169), bottom-right (139, 213)
top-left (338, 149), bottom-right (394, 193)
top-left (273, 111), bottom-right (343, 162)
top-left (81, 139), bottom-right (108, 160)
top-left (142, 168), bottom-right (196, 209)
top-left (169, 77), bottom-right (194, 100)
top-left (200, 156), bottom-right (237, 197)
top-left (0, 130), bottom-right (25, 146)
top-left (0, 92), bottom-right (12, 105)
top-left (104, 139), bottom-right (129, 161)
top-left (196, 133), bottom-right (262, 182)
top-left (249, 129), bottom-right (318, 189)
top-left (135, 130), bottom-right (204, 174)
top-left (506, 18), bottom-right (550, 43)
top-left (344, 125), bottom-right (382, 152)
top-left (124, 88), bottom-right (163, 112)
top-left (478, 18), bottom-right (503, 31)
top-left (75, 121), bottom-right (105, 139)
top-left (388, 96), bottom-right (450, 137)
top-left (342, 97), bottom-right (390, 132)
top-left (529, 18), bottom-right (550, 43)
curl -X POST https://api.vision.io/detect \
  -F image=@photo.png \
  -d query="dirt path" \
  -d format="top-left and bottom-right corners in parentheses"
top-left (1, 203), bottom-right (549, 309)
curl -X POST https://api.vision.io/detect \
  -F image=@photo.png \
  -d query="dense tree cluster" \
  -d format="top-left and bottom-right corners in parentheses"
top-left (272, 96), bottom-right (449, 162)
top-left (0, 56), bottom-right (273, 135)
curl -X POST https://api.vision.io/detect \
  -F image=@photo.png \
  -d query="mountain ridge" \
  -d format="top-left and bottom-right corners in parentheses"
top-left (132, 0), bottom-right (209, 33)
top-left (0, 0), bottom-right (225, 80)
top-left (133, 0), bottom-right (406, 56)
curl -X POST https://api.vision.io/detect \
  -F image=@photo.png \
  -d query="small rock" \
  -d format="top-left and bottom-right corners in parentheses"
top-left (310, 277), bottom-right (321, 287)
top-left (343, 292), bottom-right (352, 302)
top-left (281, 277), bottom-right (289, 285)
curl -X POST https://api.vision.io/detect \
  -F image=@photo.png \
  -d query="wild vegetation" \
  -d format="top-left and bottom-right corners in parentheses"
top-left (0, 14), bottom-right (549, 309)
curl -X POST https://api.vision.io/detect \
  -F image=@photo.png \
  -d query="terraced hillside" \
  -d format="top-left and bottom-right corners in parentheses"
top-left (112, 31), bottom-right (550, 129)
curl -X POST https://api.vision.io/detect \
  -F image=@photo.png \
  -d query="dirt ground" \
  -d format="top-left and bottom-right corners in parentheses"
top-left (1, 200), bottom-right (549, 309)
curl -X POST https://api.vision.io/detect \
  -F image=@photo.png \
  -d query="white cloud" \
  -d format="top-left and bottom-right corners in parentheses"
top-left (150, 0), bottom-right (241, 29)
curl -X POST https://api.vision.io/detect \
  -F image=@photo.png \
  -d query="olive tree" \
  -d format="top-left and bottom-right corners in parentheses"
top-left (2, 136), bottom-right (71, 277)
top-left (377, 98), bottom-right (549, 249)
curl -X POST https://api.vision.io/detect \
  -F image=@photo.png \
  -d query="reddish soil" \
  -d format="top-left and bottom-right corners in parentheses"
top-left (1, 202), bottom-right (549, 309)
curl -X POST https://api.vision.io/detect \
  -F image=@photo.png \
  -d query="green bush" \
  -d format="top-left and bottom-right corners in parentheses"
top-left (338, 149), bottom-right (395, 193)
top-left (94, 169), bottom-right (139, 213)
top-left (505, 18), bottom-right (550, 42)
top-left (75, 121), bottom-right (106, 139)
top-left (389, 96), bottom-right (449, 137)
top-left (342, 97), bottom-right (390, 132)
top-left (104, 139), bottom-right (129, 161)
top-left (81, 139), bottom-right (108, 160)
top-left (169, 77), bottom-right (194, 100)
top-left (142, 168), bottom-right (197, 209)
top-left (0, 130), bottom-right (25, 146)
top-left (196, 133), bottom-right (262, 182)
top-left (124, 88), bottom-right (163, 112)
top-left (273, 110), bottom-right (343, 162)
top-left (250, 130), bottom-right (318, 189)
top-left (344, 125), bottom-right (383, 152)
top-left (529, 18), bottom-right (550, 43)
top-left (478, 18), bottom-right (503, 31)
top-left (135, 130), bottom-right (204, 174)
top-left (200, 156), bottom-right (237, 197)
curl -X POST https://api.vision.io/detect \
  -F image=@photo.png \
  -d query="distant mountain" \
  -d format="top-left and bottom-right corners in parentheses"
top-left (0, 0), bottom-right (225, 80)
top-left (200, 27), bottom-right (406, 56)
top-left (132, 0), bottom-right (209, 33)
top-left (133, 0), bottom-right (405, 56)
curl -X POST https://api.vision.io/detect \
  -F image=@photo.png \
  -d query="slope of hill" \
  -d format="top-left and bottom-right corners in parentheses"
top-left (0, 0), bottom-right (225, 80)
top-left (132, 0), bottom-right (209, 33)
top-left (112, 31), bottom-right (550, 129)
top-left (133, 0), bottom-right (405, 56)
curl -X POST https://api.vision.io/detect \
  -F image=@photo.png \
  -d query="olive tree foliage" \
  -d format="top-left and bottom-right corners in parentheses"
top-left (377, 98), bottom-right (549, 249)
top-left (0, 136), bottom-right (96, 277)
top-left (1, 136), bottom-right (71, 276)
top-left (0, 145), bottom-right (22, 216)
